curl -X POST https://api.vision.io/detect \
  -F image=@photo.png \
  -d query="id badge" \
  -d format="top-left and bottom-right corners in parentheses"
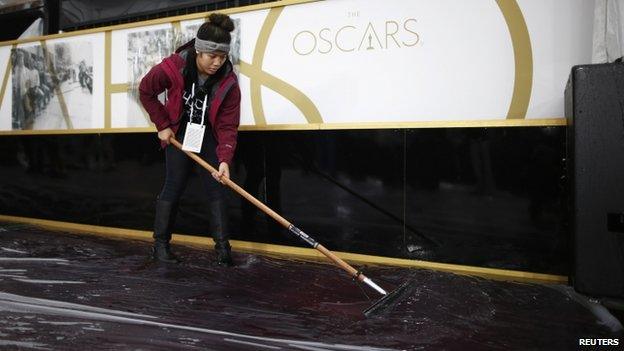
top-left (182, 122), bottom-right (205, 153)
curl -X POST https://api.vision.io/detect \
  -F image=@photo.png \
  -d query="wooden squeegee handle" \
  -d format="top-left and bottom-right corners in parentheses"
top-left (169, 138), bottom-right (364, 281)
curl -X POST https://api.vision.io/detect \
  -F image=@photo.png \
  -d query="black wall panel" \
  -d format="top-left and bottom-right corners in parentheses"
top-left (0, 127), bottom-right (567, 274)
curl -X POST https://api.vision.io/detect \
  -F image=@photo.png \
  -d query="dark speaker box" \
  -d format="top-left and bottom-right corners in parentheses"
top-left (565, 63), bottom-right (624, 299)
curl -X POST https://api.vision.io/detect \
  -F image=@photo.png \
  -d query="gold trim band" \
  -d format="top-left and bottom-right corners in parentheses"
top-left (496, 0), bottom-right (533, 119)
top-left (237, 118), bottom-right (566, 131)
top-left (0, 118), bottom-right (567, 135)
top-left (0, 127), bottom-right (155, 135)
top-left (108, 84), bottom-right (129, 94)
top-left (0, 214), bottom-right (567, 284)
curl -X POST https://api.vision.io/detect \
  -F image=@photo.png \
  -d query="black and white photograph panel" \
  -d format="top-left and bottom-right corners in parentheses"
top-left (127, 28), bottom-right (174, 87)
top-left (230, 18), bottom-right (241, 70)
top-left (10, 41), bottom-right (94, 130)
top-left (181, 18), bottom-right (241, 74)
top-left (126, 28), bottom-right (174, 127)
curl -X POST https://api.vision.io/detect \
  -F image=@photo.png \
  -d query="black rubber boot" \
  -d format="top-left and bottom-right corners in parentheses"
top-left (151, 199), bottom-right (180, 263)
top-left (215, 240), bottom-right (233, 267)
top-left (209, 200), bottom-right (233, 267)
top-left (152, 242), bottom-right (180, 263)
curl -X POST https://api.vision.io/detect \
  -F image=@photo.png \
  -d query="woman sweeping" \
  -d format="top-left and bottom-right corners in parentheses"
top-left (139, 13), bottom-right (240, 266)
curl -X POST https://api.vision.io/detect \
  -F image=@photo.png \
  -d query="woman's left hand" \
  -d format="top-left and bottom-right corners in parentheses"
top-left (212, 162), bottom-right (230, 184)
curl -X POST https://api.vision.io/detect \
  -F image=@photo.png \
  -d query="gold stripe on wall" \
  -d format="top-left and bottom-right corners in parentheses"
top-left (0, 127), bottom-right (155, 135)
top-left (240, 60), bottom-right (323, 124)
top-left (496, 0), bottom-right (534, 119)
top-left (104, 31), bottom-right (112, 128)
top-left (238, 118), bottom-right (567, 131)
top-left (109, 83), bottom-right (129, 94)
top-left (41, 40), bottom-right (73, 129)
top-left (0, 45), bottom-right (15, 111)
top-left (247, 7), bottom-right (284, 126)
top-left (0, 118), bottom-right (567, 135)
top-left (244, 6), bottom-right (323, 126)
top-left (0, 214), bottom-right (568, 285)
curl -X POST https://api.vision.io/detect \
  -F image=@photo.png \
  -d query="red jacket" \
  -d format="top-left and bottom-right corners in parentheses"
top-left (139, 41), bottom-right (241, 165)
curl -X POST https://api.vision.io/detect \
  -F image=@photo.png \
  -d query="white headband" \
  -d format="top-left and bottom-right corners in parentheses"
top-left (195, 38), bottom-right (230, 53)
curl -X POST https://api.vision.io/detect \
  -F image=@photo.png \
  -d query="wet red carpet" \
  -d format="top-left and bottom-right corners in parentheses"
top-left (0, 222), bottom-right (621, 350)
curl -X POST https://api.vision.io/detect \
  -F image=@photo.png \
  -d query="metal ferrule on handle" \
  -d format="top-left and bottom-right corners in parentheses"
top-left (288, 225), bottom-right (318, 248)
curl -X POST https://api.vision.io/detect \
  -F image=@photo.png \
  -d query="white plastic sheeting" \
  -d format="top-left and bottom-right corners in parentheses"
top-left (17, 17), bottom-right (42, 39)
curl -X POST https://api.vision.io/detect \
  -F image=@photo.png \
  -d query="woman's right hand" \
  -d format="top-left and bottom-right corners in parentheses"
top-left (158, 127), bottom-right (174, 144)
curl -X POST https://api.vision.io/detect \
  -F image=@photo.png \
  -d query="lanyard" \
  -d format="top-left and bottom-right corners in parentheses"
top-left (189, 82), bottom-right (208, 125)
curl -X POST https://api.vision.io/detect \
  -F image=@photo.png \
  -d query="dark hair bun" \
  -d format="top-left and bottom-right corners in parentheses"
top-left (209, 13), bottom-right (234, 33)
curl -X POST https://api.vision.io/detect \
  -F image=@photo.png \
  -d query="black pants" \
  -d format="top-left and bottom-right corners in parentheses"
top-left (158, 124), bottom-right (224, 203)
